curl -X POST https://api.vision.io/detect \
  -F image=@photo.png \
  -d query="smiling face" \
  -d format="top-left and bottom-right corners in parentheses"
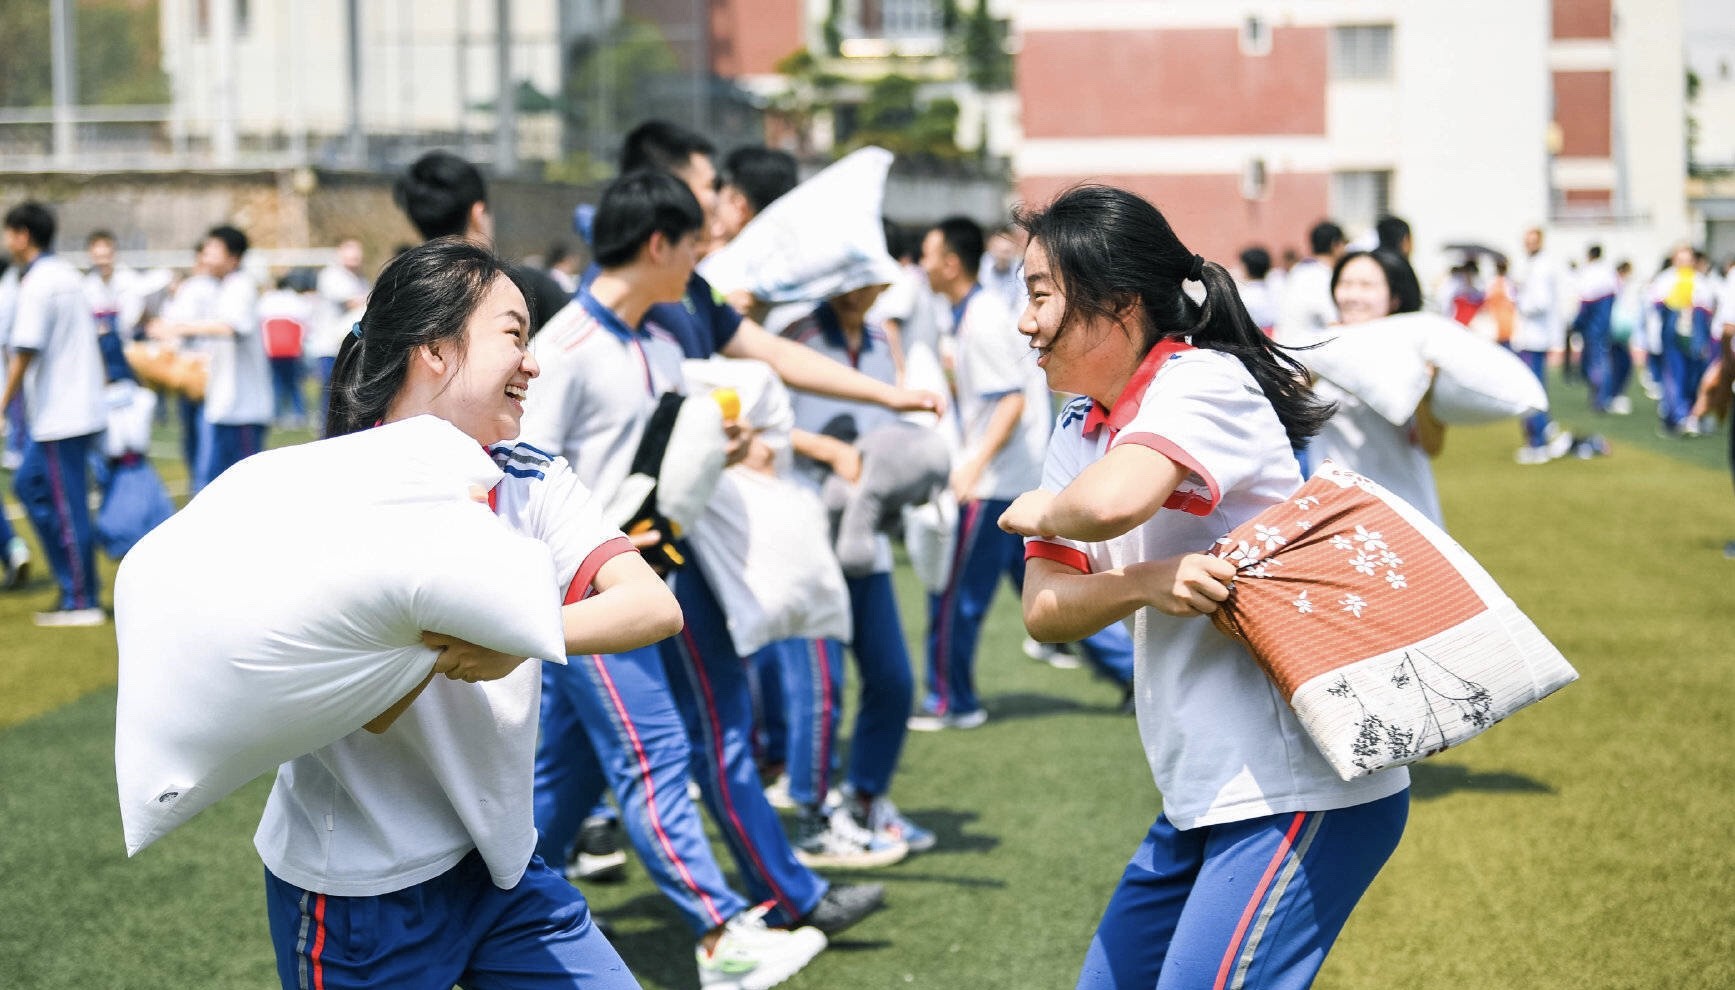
top-left (428, 274), bottom-right (538, 446)
top-left (1332, 255), bottom-right (1394, 326)
top-left (1018, 238), bottom-right (1138, 400)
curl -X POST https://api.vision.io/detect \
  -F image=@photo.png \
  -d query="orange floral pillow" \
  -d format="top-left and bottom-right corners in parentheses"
top-left (1209, 461), bottom-right (1577, 779)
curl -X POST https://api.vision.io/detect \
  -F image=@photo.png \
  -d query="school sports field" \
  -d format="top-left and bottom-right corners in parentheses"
top-left (2, 383), bottom-right (1731, 989)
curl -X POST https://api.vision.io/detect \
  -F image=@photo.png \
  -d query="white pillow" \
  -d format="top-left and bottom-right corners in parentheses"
top-left (689, 466), bottom-right (853, 657)
top-left (1293, 313), bottom-right (1547, 426)
top-left (1287, 316), bottom-right (1432, 426)
top-left (1418, 320), bottom-right (1549, 424)
top-left (697, 147), bottom-right (899, 303)
top-left (114, 416), bottom-right (566, 856)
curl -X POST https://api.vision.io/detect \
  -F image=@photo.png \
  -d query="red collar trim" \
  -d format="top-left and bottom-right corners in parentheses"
top-left (1082, 338), bottom-right (1194, 437)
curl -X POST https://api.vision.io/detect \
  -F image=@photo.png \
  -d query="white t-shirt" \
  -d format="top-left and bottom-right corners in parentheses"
top-left (786, 303), bottom-right (902, 573)
top-left (312, 264), bottom-right (370, 360)
top-left (516, 291), bottom-right (687, 500)
top-left (1276, 257), bottom-right (1336, 342)
top-left (1027, 344), bottom-right (1409, 830)
top-left (254, 443), bottom-right (633, 896)
top-left (199, 270), bottom-right (271, 426)
top-left (83, 266), bottom-right (148, 336)
top-left (866, 261), bottom-right (926, 331)
top-left (1514, 250), bottom-right (1567, 352)
top-left (945, 286), bottom-right (1048, 501)
top-left (1310, 379), bottom-right (1443, 527)
top-left (8, 255), bottom-right (107, 442)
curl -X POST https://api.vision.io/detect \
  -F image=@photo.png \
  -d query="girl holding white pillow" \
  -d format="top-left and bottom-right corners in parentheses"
top-left (996, 186), bottom-right (1409, 990)
top-left (256, 237), bottom-right (681, 990)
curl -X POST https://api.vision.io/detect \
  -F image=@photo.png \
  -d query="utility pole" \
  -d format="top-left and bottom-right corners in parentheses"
top-left (211, 0), bottom-right (239, 165)
top-left (346, 0), bottom-right (365, 167)
top-left (50, 0), bottom-right (76, 167)
top-left (494, 0), bottom-right (517, 176)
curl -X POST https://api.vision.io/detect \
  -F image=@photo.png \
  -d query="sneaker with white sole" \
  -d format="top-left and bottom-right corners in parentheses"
top-left (858, 794), bottom-right (935, 854)
top-left (1022, 637), bottom-right (1082, 670)
top-left (795, 806), bottom-right (907, 869)
top-left (1607, 395), bottom-right (1633, 415)
top-left (793, 882), bottom-right (885, 935)
top-left (906, 706), bottom-right (989, 732)
top-left (697, 905), bottom-right (826, 990)
top-left (569, 814), bottom-right (627, 884)
top-left (2, 536), bottom-right (28, 590)
top-left (33, 606), bottom-right (106, 628)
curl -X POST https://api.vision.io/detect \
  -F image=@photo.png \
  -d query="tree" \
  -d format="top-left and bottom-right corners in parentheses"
top-left (960, 0), bottom-right (1012, 92)
top-left (0, 0), bottom-right (169, 107)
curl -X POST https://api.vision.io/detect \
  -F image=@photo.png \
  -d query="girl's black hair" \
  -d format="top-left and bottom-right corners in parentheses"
top-left (1013, 184), bottom-right (1332, 450)
top-left (324, 236), bottom-right (522, 438)
top-left (1330, 249), bottom-right (1423, 316)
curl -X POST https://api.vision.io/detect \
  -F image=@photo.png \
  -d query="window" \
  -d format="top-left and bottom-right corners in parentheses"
top-left (1240, 16), bottom-right (1272, 57)
top-left (1332, 170), bottom-right (1392, 229)
top-left (1331, 25), bottom-right (1393, 80)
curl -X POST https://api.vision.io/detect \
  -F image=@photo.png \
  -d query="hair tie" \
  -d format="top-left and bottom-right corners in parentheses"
top-left (1186, 254), bottom-right (1206, 282)
top-left (351, 321), bottom-right (364, 340)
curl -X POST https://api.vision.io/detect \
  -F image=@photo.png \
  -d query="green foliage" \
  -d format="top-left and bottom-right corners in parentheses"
top-left (822, 0), bottom-right (844, 57)
top-left (0, 0), bottom-right (169, 107)
top-left (561, 17), bottom-right (681, 140)
top-left (842, 74), bottom-right (963, 163)
top-left (960, 0), bottom-right (1013, 91)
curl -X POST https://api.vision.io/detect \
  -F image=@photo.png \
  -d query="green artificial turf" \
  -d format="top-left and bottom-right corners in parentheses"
top-left (1, 379), bottom-right (1731, 988)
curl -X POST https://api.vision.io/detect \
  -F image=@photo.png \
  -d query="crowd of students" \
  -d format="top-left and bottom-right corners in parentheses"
top-left (5, 117), bottom-right (1734, 989)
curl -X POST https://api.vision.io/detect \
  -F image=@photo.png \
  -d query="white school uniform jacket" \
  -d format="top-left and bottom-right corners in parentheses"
top-left (516, 291), bottom-right (687, 500)
top-left (198, 270), bottom-right (272, 426)
top-left (83, 266), bottom-right (148, 335)
top-left (312, 264), bottom-right (369, 360)
top-left (1513, 250), bottom-right (1567, 352)
top-left (1026, 342), bottom-right (1409, 830)
top-left (944, 286), bottom-right (1048, 501)
top-left (254, 444), bottom-right (632, 895)
top-left (8, 255), bottom-right (107, 442)
top-left (1275, 257), bottom-right (1336, 342)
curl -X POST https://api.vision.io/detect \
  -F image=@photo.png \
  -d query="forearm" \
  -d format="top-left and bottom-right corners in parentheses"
top-left (972, 392), bottom-right (1023, 467)
top-left (2, 352), bottom-right (28, 411)
top-left (729, 321), bottom-right (902, 407)
top-left (561, 558), bottom-right (684, 655)
top-left (1023, 560), bottom-right (1150, 643)
top-left (168, 320), bottom-right (238, 339)
top-left (1036, 445), bottom-right (1187, 543)
top-left (1415, 393), bottom-right (1447, 458)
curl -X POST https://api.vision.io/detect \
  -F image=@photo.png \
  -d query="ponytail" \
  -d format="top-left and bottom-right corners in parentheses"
top-left (1015, 185), bottom-right (1333, 449)
top-left (1188, 259), bottom-right (1334, 448)
top-left (323, 237), bottom-right (513, 438)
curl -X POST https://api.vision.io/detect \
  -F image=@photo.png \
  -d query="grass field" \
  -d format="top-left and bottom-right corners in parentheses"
top-left (1, 381), bottom-right (1732, 989)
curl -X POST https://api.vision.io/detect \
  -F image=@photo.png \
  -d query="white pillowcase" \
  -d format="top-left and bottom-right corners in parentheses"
top-left (1291, 312), bottom-right (1548, 426)
top-left (114, 416), bottom-right (566, 856)
top-left (1419, 320), bottom-right (1549, 424)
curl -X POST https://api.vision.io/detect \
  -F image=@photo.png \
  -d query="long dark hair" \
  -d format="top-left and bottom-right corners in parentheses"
top-left (324, 237), bottom-right (520, 438)
top-left (1014, 185), bottom-right (1332, 449)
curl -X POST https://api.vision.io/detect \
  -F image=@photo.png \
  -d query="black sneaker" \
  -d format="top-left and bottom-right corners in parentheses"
top-left (795, 882), bottom-right (885, 936)
top-left (570, 814), bottom-right (628, 884)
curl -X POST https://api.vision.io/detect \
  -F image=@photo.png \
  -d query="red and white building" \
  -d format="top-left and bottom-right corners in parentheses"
top-left (1013, 0), bottom-right (1689, 279)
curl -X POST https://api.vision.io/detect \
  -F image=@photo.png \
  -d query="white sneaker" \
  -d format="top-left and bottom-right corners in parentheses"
top-left (906, 708), bottom-right (989, 732)
top-left (795, 806), bottom-right (908, 869)
top-left (1514, 445), bottom-right (1548, 465)
top-left (1023, 636), bottom-right (1082, 669)
top-left (34, 606), bottom-right (107, 628)
top-left (2, 536), bottom-right (28, 590)
top-left (1608, 395), bottom-right (1633, 415)
top-left (763, 772), bottom-right (837, 812)
top-left (859, 794), bottom-right (937, 853)
top-left (1545, 431), bottom-right (1575, 460)
top-left (697, 905), bottom-right (826, 990)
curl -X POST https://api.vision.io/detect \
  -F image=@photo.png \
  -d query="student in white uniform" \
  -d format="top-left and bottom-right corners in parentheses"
top-left (312, 238), bottom-right (371, 429)
top-left (149, 225), bottom-right (271, 490)
top-left (82, 229), bottom-right (147, 338)
top-left (259, 237), bottom-right (683, 990)
top-left (1275, 220), bottom-right (1344, 342)
top-left (1, 201), bottom-right (109, 626)
top-left (1309, 249), bottom-right (1448, 526)
top-left (998, 185), bottom-right (1408, 990)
